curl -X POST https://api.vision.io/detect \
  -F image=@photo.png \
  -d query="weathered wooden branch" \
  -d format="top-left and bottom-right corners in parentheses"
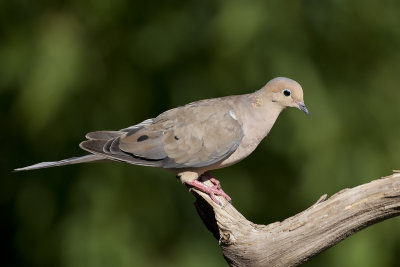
top-left (192, 171), bottom-right (400, 267)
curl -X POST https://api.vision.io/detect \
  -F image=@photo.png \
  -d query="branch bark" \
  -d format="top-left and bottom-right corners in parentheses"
top-left (192, 171), bottom-right (400, 267)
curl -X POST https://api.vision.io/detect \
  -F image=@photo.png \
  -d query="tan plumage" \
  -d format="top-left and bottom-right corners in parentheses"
top-left (15, 77), bottom-right (309, 192)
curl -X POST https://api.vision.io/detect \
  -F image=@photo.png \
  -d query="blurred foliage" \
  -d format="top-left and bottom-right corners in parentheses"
top-left (2, 0), bottom-right (400, 266)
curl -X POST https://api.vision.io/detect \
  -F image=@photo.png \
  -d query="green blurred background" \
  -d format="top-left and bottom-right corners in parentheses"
top-left (2, 0), bottom-right (400, 266)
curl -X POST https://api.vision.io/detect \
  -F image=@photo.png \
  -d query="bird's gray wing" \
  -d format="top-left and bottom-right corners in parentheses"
top-left (80, 118), bottom-right (165, 167)
top-left (80, 100), bottom-right (244, 169)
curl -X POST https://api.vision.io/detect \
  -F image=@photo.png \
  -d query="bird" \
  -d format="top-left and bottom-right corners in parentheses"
top-left (15, 77), bottom-right (309, 205)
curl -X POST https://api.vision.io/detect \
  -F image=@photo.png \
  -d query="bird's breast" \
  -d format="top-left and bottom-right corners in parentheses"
top-left (218, 104), bottom-right (281, 168)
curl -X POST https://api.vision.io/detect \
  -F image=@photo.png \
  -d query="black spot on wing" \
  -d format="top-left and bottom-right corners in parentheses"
top-left (137, 135), bottom-right (149, 142)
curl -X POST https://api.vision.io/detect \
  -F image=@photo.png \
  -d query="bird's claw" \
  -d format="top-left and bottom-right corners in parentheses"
top-left (186, 174), bottom-right (231, 205)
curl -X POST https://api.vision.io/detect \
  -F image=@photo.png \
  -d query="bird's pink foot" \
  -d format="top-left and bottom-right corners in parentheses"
top-left (186, 173), bottom-right (231, 205)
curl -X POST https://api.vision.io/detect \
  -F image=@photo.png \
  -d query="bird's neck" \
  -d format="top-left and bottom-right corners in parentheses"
top-left (221, 97), bottom-right (282, 165)
top-left (227, 93), bottom-right (284, 143)
top-left (245, 95), bottom-right (284, 142)
top-left (219, 94), bottom-right (283, 165)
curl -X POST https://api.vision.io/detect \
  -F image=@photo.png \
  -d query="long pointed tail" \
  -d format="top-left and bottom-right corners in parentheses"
top-left (14, 154), bottom-right (106, 171)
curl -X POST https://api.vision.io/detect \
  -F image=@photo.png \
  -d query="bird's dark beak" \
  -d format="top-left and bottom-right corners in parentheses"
top-left (298, 102), bottom-right (309, 116)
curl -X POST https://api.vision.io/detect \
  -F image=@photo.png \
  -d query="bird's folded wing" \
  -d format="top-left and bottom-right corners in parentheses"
top-left (165, 101), bottom-right (243, 168)
top-left (82, 100), bottom-right (244, 169)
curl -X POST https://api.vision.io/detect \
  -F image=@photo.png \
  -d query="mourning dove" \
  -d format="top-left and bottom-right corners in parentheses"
top-left (15, 77), bottom-right (309, 204)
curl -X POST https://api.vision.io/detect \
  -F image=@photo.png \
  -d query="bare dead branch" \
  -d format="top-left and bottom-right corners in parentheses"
top-left (192, 171), bottom-right (400, 266)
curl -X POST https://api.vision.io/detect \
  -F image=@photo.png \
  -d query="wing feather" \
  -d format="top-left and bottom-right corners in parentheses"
top-left (80, 99), bottom-right (243, 169)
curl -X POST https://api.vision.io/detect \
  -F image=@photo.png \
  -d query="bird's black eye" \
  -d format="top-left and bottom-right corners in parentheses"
top-left (282, 89), bottom-right (291, 97)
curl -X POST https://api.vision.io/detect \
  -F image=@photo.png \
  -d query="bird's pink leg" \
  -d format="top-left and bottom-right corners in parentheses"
top-left (186, 172), bottom-right (231, 205)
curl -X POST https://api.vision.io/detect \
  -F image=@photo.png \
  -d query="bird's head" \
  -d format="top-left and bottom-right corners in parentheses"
top-left (263, 77), bottom-right (309, 115)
